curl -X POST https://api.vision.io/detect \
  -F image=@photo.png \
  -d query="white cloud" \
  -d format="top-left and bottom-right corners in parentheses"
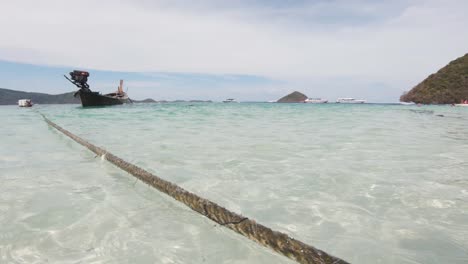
top-left (0, 0), bottom-right (467, 101)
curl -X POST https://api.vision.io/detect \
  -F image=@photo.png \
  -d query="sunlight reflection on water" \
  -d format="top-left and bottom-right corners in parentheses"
top-left (1, 103), bottom-right (468, 263)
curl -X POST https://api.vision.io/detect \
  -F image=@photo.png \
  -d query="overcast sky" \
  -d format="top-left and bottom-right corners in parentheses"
top-left (1, 0), bottom-right (467, 102)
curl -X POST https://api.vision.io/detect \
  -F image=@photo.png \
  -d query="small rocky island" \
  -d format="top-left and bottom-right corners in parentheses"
top-left (400, 53), bottom-right (468, 104)
top-left (277, 91), bottom-right (308, 103)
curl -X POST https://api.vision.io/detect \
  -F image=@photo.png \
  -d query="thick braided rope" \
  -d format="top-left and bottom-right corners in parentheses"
top-left (41, 114), bottom-right (349, 264)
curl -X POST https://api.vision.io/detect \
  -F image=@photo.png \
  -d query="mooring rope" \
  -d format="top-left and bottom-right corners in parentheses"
top-left (40, 113), bottom-right (349, 264)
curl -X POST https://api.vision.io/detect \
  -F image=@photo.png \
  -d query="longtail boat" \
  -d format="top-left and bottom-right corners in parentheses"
top-left (64, 70), bottom-right (131, 107)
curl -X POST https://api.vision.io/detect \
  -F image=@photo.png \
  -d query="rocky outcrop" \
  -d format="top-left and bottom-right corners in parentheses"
top-left (277, 91), bottom-right (308, 103)
top-left (134, 98), bottom-right (157, 103)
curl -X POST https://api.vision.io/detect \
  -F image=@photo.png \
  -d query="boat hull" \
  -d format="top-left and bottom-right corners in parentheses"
top-left (305, 99), bottom-right (328, 103)
top-left (18, 99), bottom-right (33, 107)
top-left (79, 92), bottom-right (128, 107)
top-left (336, 100), bottom-right (366, 104)
top-left (223, 99), bottom-right (238, 103)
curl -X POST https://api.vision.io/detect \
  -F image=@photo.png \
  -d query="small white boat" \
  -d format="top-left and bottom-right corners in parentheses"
top-left (400, 102), bottom-right (415, 105)
top-left (455, 104), bottom-right (468, 107)
top-left (336, 98), bottom-right (366, 104)
top-left (18, 99), bottom-right (33, 107)
top-left (305, 98), bottom-right (328, 103)
top-left (223, 98), bottom-right (238, 103)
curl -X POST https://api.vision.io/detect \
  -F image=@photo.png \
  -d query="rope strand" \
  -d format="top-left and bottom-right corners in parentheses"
top-left (40, 113), bottom-right (349, 264)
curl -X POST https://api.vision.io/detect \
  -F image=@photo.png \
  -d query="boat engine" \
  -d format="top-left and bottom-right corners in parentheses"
top-left (64, 70), bottom-right (91, 95)
top-left (70, 70), bottom-right (89, 85)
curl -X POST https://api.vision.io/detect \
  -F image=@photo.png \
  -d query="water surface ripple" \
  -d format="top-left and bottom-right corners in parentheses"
top-left (1, 103), bottom-right (468, 263)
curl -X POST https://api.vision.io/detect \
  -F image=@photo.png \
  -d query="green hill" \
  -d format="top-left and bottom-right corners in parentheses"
top-left (0, 88), bottom-right (80, 105)
top-left (400, 53), bottom-right (468, 104)
top-left (277, 91), bottom-right (308, 103)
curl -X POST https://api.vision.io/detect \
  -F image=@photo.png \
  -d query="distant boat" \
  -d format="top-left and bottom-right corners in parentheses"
top-left (223, 98), bottom-right (238, 103)
top-left (336, 98), bottom-right (366, 104)
top-left (18, 99), bottom-right (33, 107)
top-left (455, 104), bottom-right (468, 107)
top-left (305, 98), bottom-right (328, 104)
top-left (64, 70), bottom-right (131, 107)
top-left (400, 102), bottom-right (415, 105)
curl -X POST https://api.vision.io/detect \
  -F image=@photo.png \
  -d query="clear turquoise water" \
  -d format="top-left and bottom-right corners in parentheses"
top-left (1, 103), bottom-right (468, 263)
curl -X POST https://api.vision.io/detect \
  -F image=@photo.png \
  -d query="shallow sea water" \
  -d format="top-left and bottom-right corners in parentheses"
top-left (1, 103), bottom-right (468, 263)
